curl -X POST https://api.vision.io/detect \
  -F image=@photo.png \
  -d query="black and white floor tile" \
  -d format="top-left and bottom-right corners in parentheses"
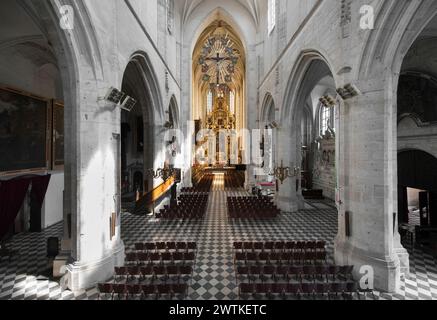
top-left (1, 175), bottom-right (437, 300)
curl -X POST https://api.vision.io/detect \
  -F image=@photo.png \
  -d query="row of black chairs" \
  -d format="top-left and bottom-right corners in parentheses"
top-left (157, 196), bottom-right (208, 220)
top-left (156, 210), bottom-right (206, 220)
top-left (235, 251), bottom-right (327, 265)
top-left (239, 282), bottom-right (374, 300)
top-left (178, 194), bottom-right (209, 200)
top-left (228, 196), bottom-right (274, 204)
top-left (233, 241), bottom-right (326, 253)
top-left (236, 265), bottom-right (354, 283)
top-left (180, 187), bottom-right (211, 193)
top-left (224, 171), bottom-right (245, 188)
top-left (134, 242), bottom-right (197, 253)
top-left (228, 197), bottom-right (280, 219)
top-left (114, 265), bottom-right (193, 283)
top-left (98, 283), bottom-right (188, 300)
top-left (126, 251), bottom-right (196, 265)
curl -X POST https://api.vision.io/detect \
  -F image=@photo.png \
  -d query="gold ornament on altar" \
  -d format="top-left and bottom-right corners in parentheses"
top-left (206, 96), bottom-right (236, 132)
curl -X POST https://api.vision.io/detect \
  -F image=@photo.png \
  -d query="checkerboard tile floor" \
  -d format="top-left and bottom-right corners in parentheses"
top-left (1, 177), bottom-right (437, 300)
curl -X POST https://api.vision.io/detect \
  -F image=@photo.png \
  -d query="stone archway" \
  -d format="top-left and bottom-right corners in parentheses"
top-left (398, 149), bottom-right (437, 227)
top-left (278, 51), bottom-right (337, 213)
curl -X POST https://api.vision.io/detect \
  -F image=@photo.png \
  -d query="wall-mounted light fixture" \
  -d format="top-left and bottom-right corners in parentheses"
top-left (120, 96), bottom-right (137, 112)
top-left (99, 87), bottom-right (137, 112)
top-left (102, 87), bottom-right (125, 104)
top-left (319, 95), bottom-right (337, 108)
top-left (269, 160), bottom-right (300, 184)
top-left (336, 83), bottom-right (361, 100)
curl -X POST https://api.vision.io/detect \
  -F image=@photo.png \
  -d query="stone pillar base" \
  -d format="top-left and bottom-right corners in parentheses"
top-left (61, 241), bottom-right (125, 292)
top-left (334, 241), bottom-right (401, 293)
top-left (394, 246), bottom-right (410, 277)
top-left (277, 196), bottom-right (299, 213)
top-left (53, 253), bottom-right (70, 278)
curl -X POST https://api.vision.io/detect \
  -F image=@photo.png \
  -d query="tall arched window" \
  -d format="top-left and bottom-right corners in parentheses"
top-left (320, 105), bottom-right (330, 135)
top-left (268, 0), bottom-right (276, 34)
top-left (207, 90), bottom-right (213, 113)
top-left (229, 91), bottom-right (235, 114)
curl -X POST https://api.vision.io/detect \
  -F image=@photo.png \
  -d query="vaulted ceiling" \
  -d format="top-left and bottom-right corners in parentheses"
top-left (178, 0), bottom-right (261, 26)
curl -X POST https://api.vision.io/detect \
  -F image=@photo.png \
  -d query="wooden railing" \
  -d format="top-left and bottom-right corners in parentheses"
top-left (134, 176), bottom-right (175, 214)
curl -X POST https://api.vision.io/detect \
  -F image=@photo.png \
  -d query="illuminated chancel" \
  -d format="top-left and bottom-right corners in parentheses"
top-left (192, 18), bottom-right (246, 167)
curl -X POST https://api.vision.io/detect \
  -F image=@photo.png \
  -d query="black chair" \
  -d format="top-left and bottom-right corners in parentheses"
top-left (329, 282), bottom-right (346, 300)
top-left (171, 284), bottom-right (188, 299)
top-left (126, 284), bottom-right (142, 300)
top-left (249, 266), bottom-right (262, 282)
top-left (157, 284), bottom-right (172, 299)
top-left (301, 283), bottom-right (316, 299)
top-left (112, 284), bottom-right (127, 300)
top-left (236, 266), bottom-right (250, 282)
top-left (273, 283), bottom-right (287, 298)
top-left (303, 265), bottom-right (316, 282)
top-left (140, 266), bottom-right (153, 280)
top-left (47, 237), bottom-right (59, 259)
top-left (234, 242), bottom-right (243, 252)
top-left (344, 282), bottom-right (359, 300)
top-left (142, 284), bottom-right (155, 298)
top-left (239, 283), bottom-right (254, 297)
top-left (315, 265), bottom-right (328, 282)
top-left (263, 266), bottom-right (276, 282)
top-left (315, 283), bottom-right (329, 299)
top-left (135, 243), bottom-right (145, 252)
top-left (338, 266), bottom-right (354, 281)
top-left (176, 242), bottom-right (188, 252)
top-left (98, 283), bottom-right (113, 300)
top-left (255, 283), bottom-right (272, 298)
top-left (327, 266), bottom-right (339, 281)
top-left (289, 266), bottom-right (302, 282)
top-left (127, 266), bottom-right (140, 282)
top-left (153, 266), bottom-right (167, 281)
top-left (114, 267), bottom-right (128, 282)
top-left (287, 283), bottom-right (302, 298)
top-left (276, 266), bottom-right (288, 281)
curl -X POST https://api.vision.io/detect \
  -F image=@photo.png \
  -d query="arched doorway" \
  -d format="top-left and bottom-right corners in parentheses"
top-left (260, 93), bottom-right (276, 185)
top-left (393, 8), bottom-right (437, 260)
top-left (279, 55), bottom-right (337, 212)
top-left (120, 54), bottom-right (162, 213)
top-left (398, 150), bottom-right (437, 228)
top-left (396, 13), bottom-right (437, 228)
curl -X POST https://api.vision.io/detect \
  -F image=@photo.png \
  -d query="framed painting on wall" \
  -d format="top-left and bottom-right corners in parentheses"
top-left (52, 100), bottom-right (64, 170)
top-left (0, 85), bottom-right (51, 175)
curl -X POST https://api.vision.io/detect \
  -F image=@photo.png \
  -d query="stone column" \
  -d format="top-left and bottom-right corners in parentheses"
top-left (61, 81), bottom-right (125, 292)
top-left (275, 127), bottom-right (303, 213)
top-left (334, 78), bottom-right (408, 292)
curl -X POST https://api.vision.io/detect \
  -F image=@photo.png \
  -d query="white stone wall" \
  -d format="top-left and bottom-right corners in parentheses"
top-left (42, 173), bottom-right (64, 228)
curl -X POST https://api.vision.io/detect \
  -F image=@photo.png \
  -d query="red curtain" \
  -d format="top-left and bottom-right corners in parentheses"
top-left (0, 178), bottom-right (31, 240)
top-left (31, 175), bottom-right (51, 207)
top-left (0, 175), bottom-right (51, 240)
